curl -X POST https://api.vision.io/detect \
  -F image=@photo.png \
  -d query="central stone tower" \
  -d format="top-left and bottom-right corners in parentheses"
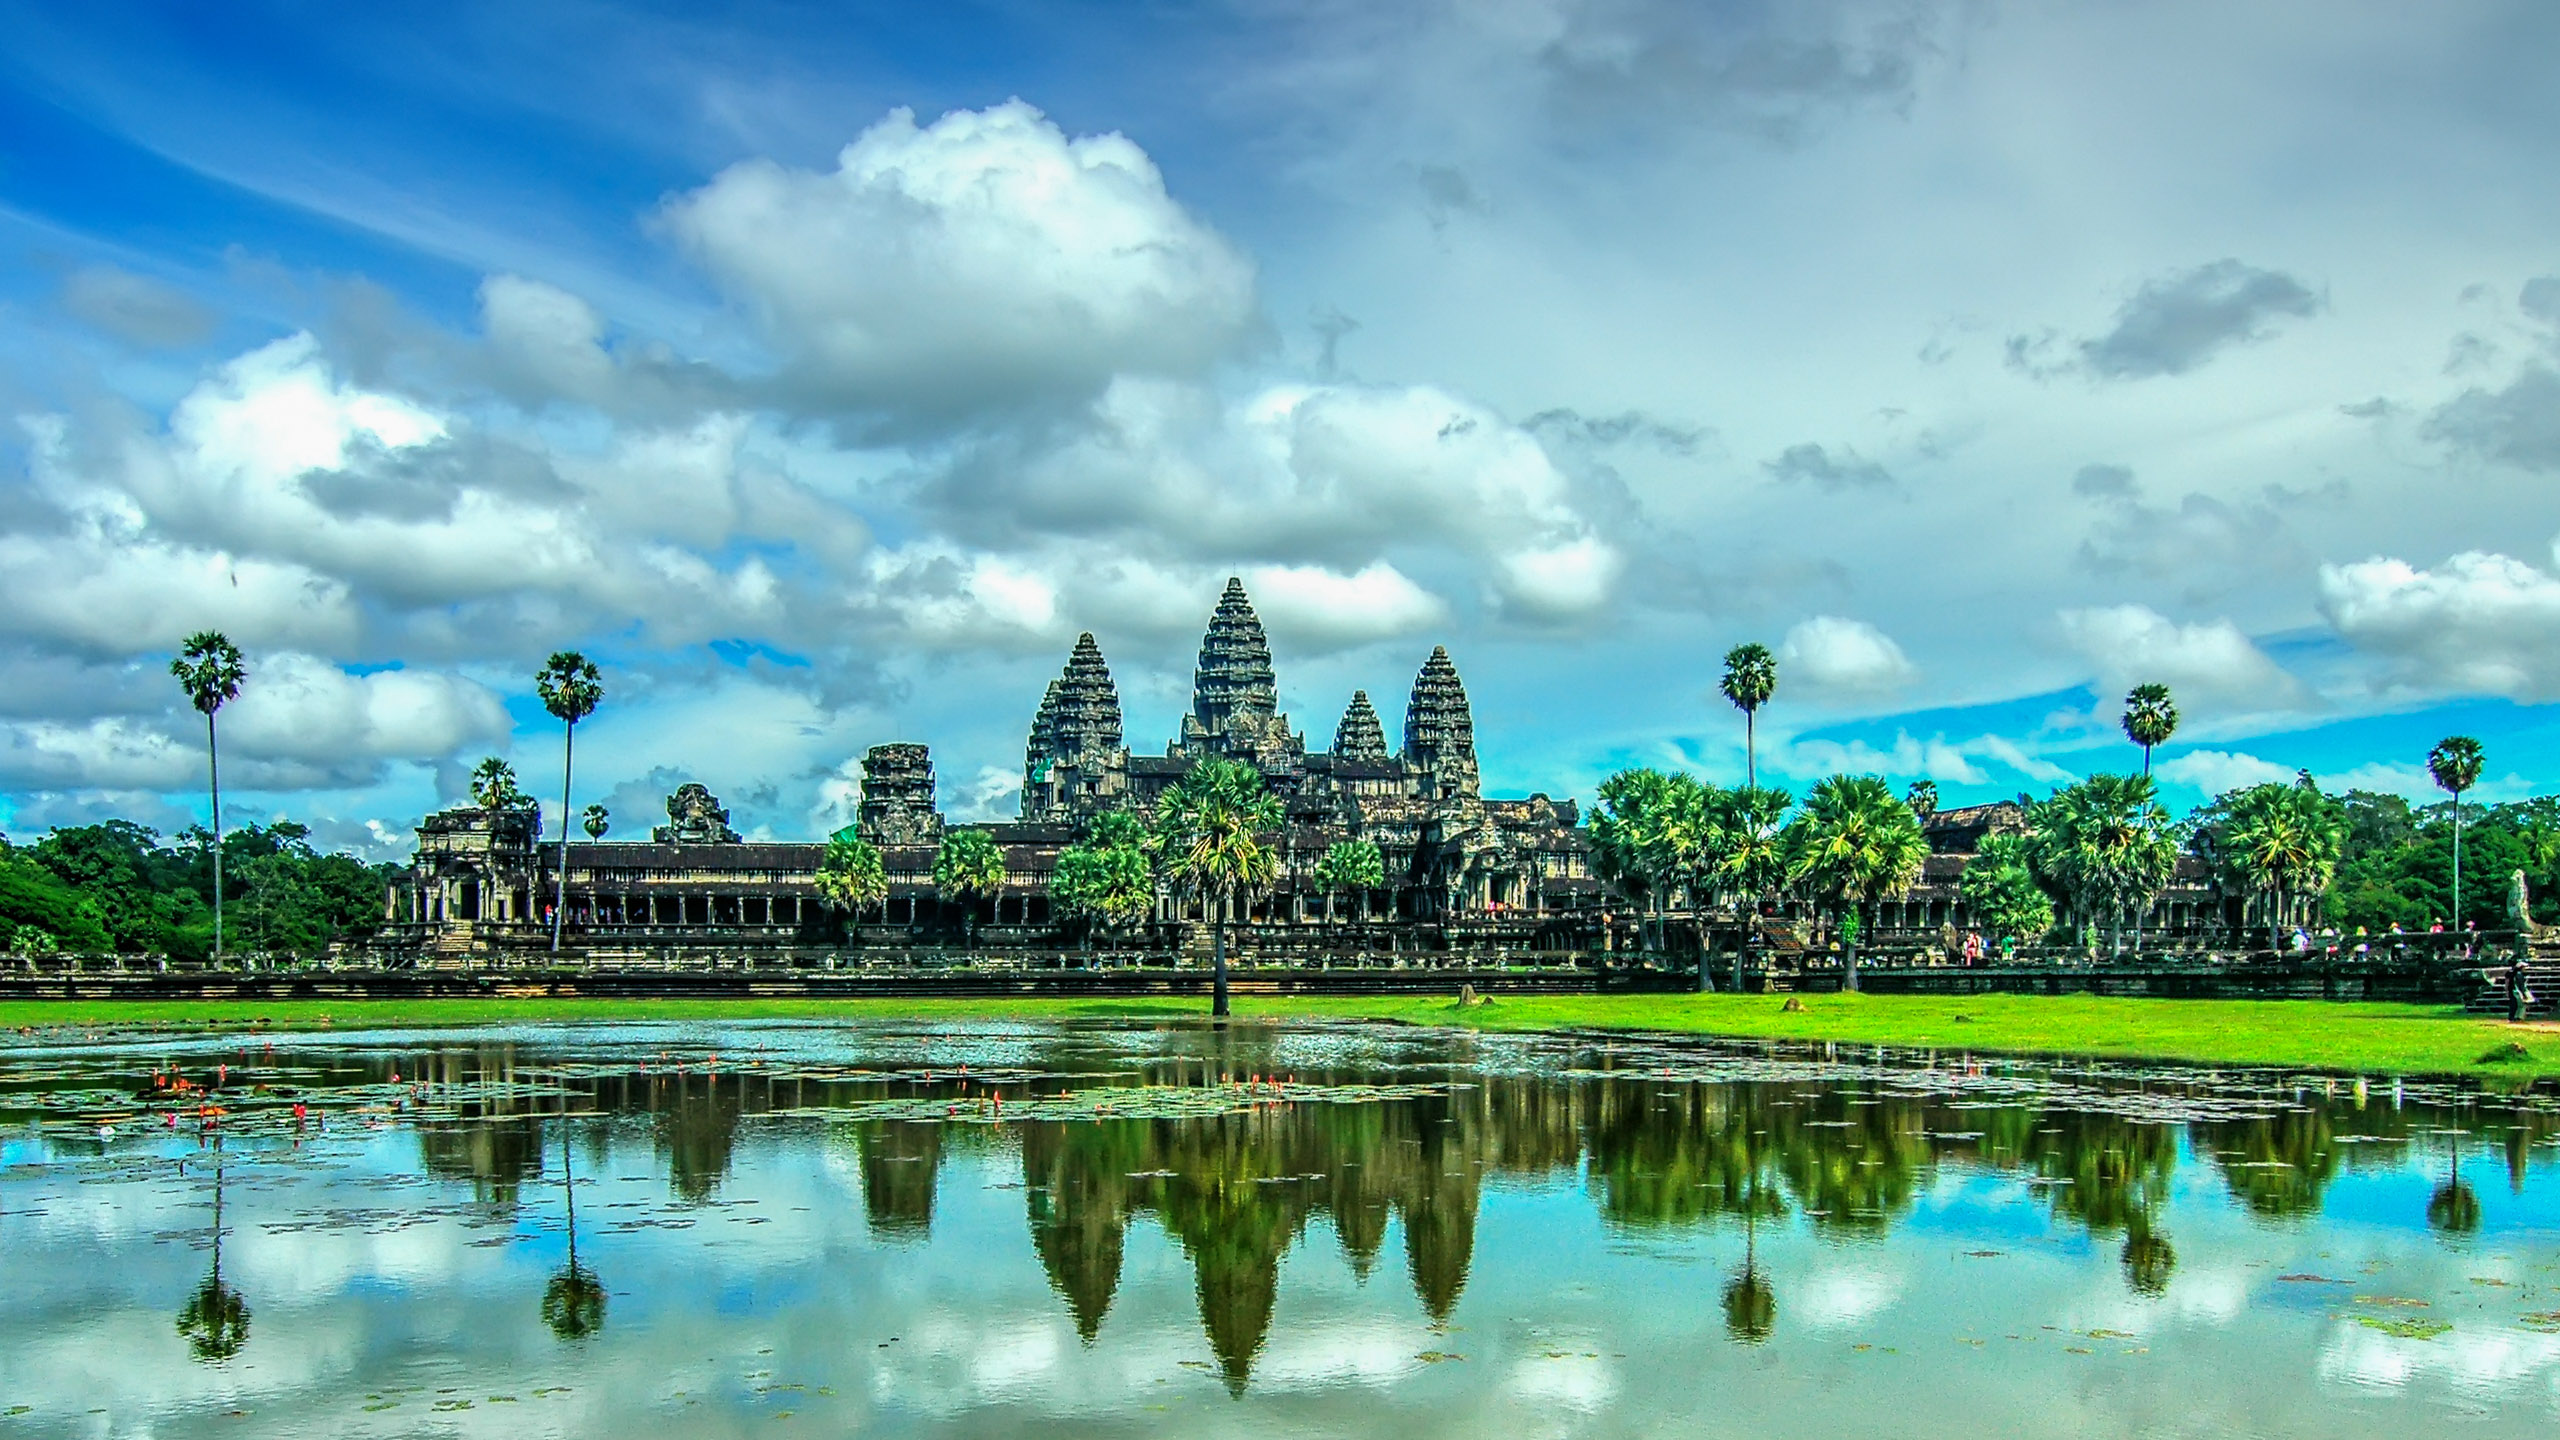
top-left (1021, 632), bottom-right (1131, 821)
top-left (1176, 577), bottom-right (1303, 768)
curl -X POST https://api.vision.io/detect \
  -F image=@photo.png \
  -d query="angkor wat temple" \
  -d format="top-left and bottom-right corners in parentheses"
top-left (382, 578), bottom-right (1611, 963)
top-left (378, 578), bottom-right (2223, 965)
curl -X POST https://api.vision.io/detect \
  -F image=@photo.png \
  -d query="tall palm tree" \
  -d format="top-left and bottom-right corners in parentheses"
top-left (2025, 775), bottom-right (2178, 955)
top-left (470, 755), bottom-right (531, 809)
top-left (1904, 780), bottom-right (1938, 818)
top-left (1153, 759), bottom-right (1282, 1019)
top-left (536, 653), bottom-right (604, 952)
top-left (2428, 736), bottom-right (2484, 929)
top-left (1590, 769), bottom-right (1676, 953)
top-left (1719, 644), bottom-right (1778, 789)
top-left (2120, 684), bottom-right (2178, 776)
top-left (170, 632), bottom-right (245, 962)
top-left (2220, 781), bottom-right (2345, 951)
top-left (932, 829), bottom-right (1008, 945)
top-left (1782, 774), bottom-right (1928, 991)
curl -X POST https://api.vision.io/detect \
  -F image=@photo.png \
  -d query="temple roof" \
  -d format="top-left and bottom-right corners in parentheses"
top-left (1035, 632), bottom-right (1123, 767)
top-left (1192, 577), bottom-right (1278, 731)
top-left (1333, 689), bottom-right (1388, 760)
top-left (1402, 646), bottom-right (1478, 793)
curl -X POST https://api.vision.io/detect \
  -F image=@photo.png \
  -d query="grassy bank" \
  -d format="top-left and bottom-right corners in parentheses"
top-left (0, 992), bottom-right (2549, 1081)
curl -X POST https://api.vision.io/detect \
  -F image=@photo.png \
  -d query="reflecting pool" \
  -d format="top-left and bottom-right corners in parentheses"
top-left (3, 1019), bottom-right (2557, 1437)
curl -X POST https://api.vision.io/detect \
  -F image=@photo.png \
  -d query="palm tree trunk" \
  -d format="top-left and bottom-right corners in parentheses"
top-left (207, 711), bottom-right (224, 963)
top-left (552, 722), bottom-right (574, 952)
top-left (2452, 795), bottom-right (2464, 931)
top-left (1212, 899), bottom-right (1231, 1020)
top-left (1842, 904), bottom-right (1860, 992)
top-left (1745, 710), bottom-right (1757, 790)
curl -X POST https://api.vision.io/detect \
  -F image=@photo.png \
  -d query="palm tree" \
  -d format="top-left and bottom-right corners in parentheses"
top-left (542, 1119), bottom-right (606, 1340)
top-left (932, 829), bottom-right (1008, 945)
top-left (1053, 838), bottom-right (1156, 954)
top-left (815, 828), bottom-right (890, 930)
top-left (469, 755), bottom-right (531, 810)
top-left (1313, 839), bottom-right (1385, 928)
top-left (2025, 775), bottom-right (2179, 955)
top-left (1719, 644), bottom-right (1778, 788)
top-left (2428, 736), bottom-right (2485, 929)
top-left (536, 652), bottom-right (604, 952)
top-left (1783, 774), bottom-right (1928, 991)
top-left (2219, 781), bottom-right (2345, 951)
top-left (1904, 780), bottom-right (1938, 818)
top-left (1152, 758), bottom-right (1282, 1019)
top-left (582, 804), bottom-right (610, 841)
top-left (176, 1144), bottom-right (249, 1362)
top-left (1590, 769), bottom-right (1675, 953)
top-left (170, 632), bottom-right (245, 961)
top-left (1956, 833), bottom-right (2055, 948)
top-left (2120, 684), bottom-right (2178, 776)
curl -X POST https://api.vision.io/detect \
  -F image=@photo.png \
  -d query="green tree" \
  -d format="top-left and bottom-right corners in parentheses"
top-left (1782, 774), bottom-right (1927, 990)
top-left (1905, 780), bottom-right (1938, 818)
top-left (1312, 839), bottom-right (1386, 925)
top-left (0, 839), bottom-right (114, 954)
top-left (582, 804), bottom-right (610, 840)
top-left (1152, 758), bottom-right (1282, 1019)
top-left (1719, 644), bottom-right (1778, 789)
top-left (1702, 785), bottom-right (1792, 990)
top-left (2219, 779), bottom-right (2346, 950)
top-left (2026, 775), bottom-right (2178, 954)
top-left (2428, 736), bottom-right (2484, 929)
top-left (932, 829), bottom-right (1008, 945)
top-left (170, 631), bottom-right (245, 960)
top-left (2120, 684), bottom-right (2179, 776)
top-left (1053, 838), bottom-right (1157, 948)
top-left (1957, 833), bottom-right (2055, 946)
top-left (815, 828), bottom-right (890, 926)
top-left (536, 652), bottom-right (604, 952)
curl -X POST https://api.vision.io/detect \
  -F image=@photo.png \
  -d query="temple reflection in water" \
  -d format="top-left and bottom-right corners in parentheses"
top-left (354, 1035), bottom-right (2560, 1395)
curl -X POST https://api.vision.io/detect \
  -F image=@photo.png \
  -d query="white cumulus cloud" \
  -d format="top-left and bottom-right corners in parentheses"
top-left (2057, 604), bottom-right (2306, 711)
top-left (1780, 616), bottom-right (1918, 700)
top-left (2318, 549), bottom-right (2560, 701)
top-left (663, 100), bottom-right (1255, 420)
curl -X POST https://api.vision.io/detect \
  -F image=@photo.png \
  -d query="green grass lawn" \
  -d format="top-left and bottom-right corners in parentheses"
top-left (0, 992), bottom-right (2549, 1081)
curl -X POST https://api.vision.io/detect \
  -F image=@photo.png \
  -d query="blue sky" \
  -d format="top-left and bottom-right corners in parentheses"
top-left (5, 1), bottom-right (2560, 853)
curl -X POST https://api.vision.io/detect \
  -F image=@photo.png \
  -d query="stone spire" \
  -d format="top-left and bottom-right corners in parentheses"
top-left (1333, 690), bottom-right (1388, 760)
top-left (1024, 633), bottom-right (1131, 821)
top-left (1402, 646), bottom-right (1479, 798)
top-left (1191, 578), bottom-right (1278, 734)
top-left (1178, 578), bottom-right (1300, 765)
top-left (1045, 633), bottom-right (1123, 768)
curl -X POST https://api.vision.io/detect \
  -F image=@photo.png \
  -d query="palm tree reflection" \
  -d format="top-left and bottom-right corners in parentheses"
top-left (542, 1120), bottom-right (606, 1340)
top-left (176, 1142), bottom-right (250, 1363)
top-left (2427, 1134), bottom-right (2482, 1237)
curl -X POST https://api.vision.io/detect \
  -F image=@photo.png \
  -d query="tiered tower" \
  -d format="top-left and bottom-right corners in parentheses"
top-left (1022, 633), bottom-right (1129, 820)
top-left (1402, 647), bottom-right (1480, 799)
top-left (1176, 578), bottom-right (1302, 768)
top-left (856, 743), bottom-right (945, 845)
top-left (1333, 690), bottom-right (1388, 760)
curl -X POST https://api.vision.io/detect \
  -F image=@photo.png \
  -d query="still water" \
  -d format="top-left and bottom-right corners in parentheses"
top-left (2, 1018), bottom-right (2557, 1438)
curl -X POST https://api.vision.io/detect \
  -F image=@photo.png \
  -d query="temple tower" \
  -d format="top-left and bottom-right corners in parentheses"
top-left (1333, 690), bottom-right (1388, 760)
top-left (1023, 633), bottom-right (1130, 820)
top-left (1402, 647), bottom-right (1480, 799)
top-left (857, 743), bottom-right (946, 845)
top-left (1177, 578), bottom-right (1302, 767)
